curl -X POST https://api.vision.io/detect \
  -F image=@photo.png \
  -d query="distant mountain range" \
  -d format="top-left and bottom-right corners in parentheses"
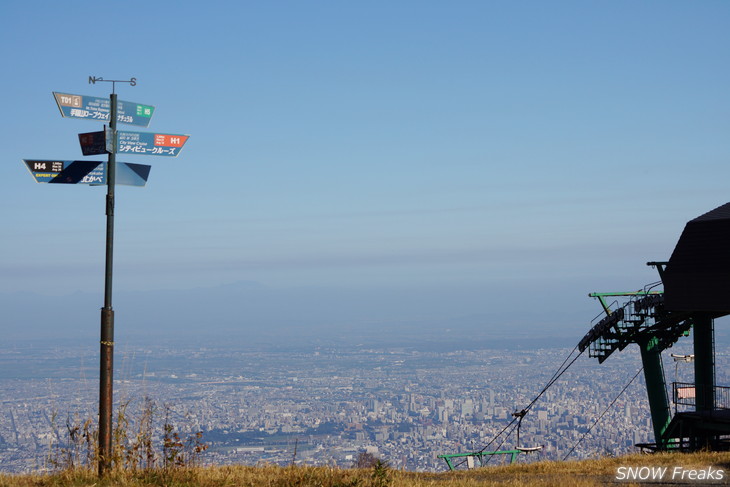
top-left (4, 281), bottom-right (726, 350)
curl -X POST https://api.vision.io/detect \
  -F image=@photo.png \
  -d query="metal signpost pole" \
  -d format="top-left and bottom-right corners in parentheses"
top-left (40, 77), bottom-right (184, 476)
top-left (98, 91), bottom-right (117, 476)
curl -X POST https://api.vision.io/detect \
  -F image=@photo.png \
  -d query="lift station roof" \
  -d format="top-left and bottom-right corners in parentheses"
top-left (663, 202), bottom-right (730, 314)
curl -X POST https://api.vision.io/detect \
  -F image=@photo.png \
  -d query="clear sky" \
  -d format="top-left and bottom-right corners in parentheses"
top-left (1, 1), bottom-right (729, 341)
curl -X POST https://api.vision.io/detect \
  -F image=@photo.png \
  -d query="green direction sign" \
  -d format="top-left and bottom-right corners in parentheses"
top-left (116, 131), bottom-right (190, 156)
top-left (23, 160), bottom-right (151, 187)
top-left (53, 92), bottom-right (155, 127)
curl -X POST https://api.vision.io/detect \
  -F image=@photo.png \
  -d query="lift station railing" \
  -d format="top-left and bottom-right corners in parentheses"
top-left (673, 383), bottom-right (730, 410)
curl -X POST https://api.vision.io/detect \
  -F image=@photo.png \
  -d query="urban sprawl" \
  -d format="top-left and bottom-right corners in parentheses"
top-left (1, 338), bottom-right (720, 473)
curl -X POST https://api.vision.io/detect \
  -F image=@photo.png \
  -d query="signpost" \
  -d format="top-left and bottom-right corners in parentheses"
top-left (53, 91), bottom-right (155, 127)
top-left (24, 159), bottom-right (151, 186)
top-left (116, 131), bottom-right (189, 156)
top-left (78, 131), bottom-right (107, 156)
top-left (25, 76), bottom-right (188, 476)
top-left (77, 129), bottom-right (190, 157)
top-left (24, 159), bottom-right (105, 184)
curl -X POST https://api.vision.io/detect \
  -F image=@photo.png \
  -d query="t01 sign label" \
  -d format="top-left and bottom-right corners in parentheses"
top-left (53, 92), bottom-right (155, 127)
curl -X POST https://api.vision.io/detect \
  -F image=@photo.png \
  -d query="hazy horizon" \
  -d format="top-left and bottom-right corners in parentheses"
top-left (2, 2), bottom-right (729, 347)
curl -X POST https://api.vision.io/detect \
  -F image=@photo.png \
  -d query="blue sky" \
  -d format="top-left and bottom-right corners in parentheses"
top-left (1, 1), bottom-right (729, 339)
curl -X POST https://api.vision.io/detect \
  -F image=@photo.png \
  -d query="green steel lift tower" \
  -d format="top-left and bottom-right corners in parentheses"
top-left (580, 202), bottom-right (730, 451)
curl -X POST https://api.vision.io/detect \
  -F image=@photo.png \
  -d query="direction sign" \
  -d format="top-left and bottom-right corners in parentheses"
top-left (116, 131), bottom-right (189, 156)
top-left (24, 159), bottom-right (105, 184)
top-left (78, 131), bottom-right (108, 155)
top-left (53, 92), bottom-right (155, 127)
top-left (116, 162), bottom-right (151, 187)
top-left (23, 160), bottom-right (151, 187)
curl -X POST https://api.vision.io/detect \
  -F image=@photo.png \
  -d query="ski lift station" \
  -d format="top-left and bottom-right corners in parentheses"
top-left (440, 202), bottom-right (730, 470)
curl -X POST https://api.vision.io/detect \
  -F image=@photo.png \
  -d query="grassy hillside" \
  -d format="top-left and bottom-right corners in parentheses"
top-left (2, 451), bottom-right (730, 486)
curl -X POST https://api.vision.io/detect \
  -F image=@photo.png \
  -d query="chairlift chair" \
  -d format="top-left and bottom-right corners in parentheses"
top-left (512, 409), bottom-right (544, 453)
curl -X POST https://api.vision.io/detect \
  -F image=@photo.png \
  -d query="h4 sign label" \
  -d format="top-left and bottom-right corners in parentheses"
top-left (23, 159), bottom-right (151, 187)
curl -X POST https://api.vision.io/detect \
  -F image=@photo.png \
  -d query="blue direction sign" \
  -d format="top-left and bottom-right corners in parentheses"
top-left (116, 162), bottom-right (152, 187)
top-left (24, 159), bottom-right (105, 184)
top-left (116, 131), bottom-right (189, 157)
top-left (23, 160), bottom-right (151, 187)
top-left (53, 92), bottom-right (155, 127)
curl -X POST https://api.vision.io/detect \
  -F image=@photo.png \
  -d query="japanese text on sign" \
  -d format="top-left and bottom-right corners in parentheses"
top-left (115, 131), bottom-right (189, 157)
top-left (53, 92), bottom-right (155, 127)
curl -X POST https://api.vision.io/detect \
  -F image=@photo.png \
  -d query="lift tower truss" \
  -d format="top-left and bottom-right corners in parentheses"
top-left (578, 285), bottom-right (693, 449)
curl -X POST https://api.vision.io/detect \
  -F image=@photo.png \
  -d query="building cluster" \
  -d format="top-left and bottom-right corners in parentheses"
top-left (1, 339), bottom-right (717, 473)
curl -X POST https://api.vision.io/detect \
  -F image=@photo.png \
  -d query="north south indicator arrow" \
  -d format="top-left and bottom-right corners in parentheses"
top-left (53, 92), bottom-right (155, 127)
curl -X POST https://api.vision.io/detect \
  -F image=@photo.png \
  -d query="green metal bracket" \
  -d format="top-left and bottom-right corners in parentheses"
top-left (588, 291), bottom-right (663, 317)
top-left (438, 450), bottom-right (524, 471)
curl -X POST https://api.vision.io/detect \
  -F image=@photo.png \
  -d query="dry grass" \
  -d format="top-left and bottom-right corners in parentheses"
top-left (2, 451), bottom-right (730, 486)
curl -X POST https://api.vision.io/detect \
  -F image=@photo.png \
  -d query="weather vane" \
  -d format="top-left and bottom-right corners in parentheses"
top-left (89, 76), bottom-right (137, 93)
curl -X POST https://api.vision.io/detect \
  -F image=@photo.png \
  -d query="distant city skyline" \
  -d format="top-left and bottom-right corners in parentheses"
top-left (3, 339), bottom-right (708, 472)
